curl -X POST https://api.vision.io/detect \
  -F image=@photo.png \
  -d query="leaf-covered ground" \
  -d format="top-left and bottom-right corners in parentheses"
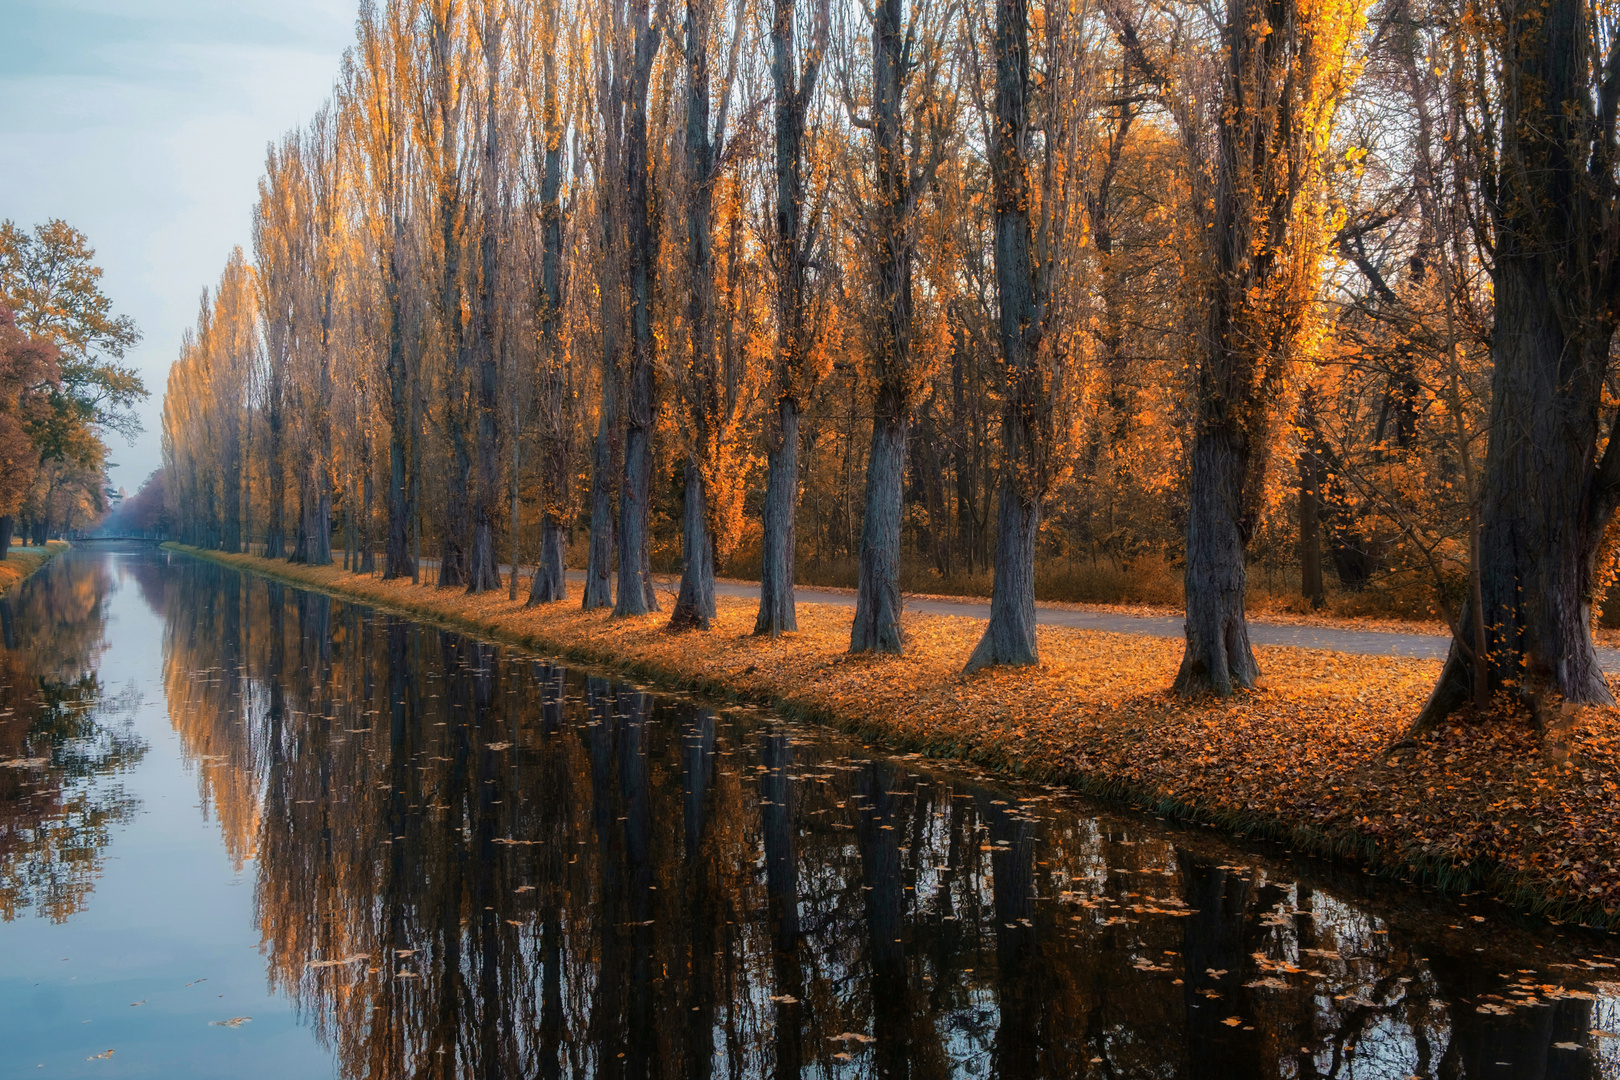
top-left (180, 547), bottom-right (1620, 928)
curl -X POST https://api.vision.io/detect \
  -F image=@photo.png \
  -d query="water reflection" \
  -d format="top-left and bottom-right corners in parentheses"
top-left (8, 548), bottom-right (1616, 1078)
top-left (0, 552), bottom-right (145, 922)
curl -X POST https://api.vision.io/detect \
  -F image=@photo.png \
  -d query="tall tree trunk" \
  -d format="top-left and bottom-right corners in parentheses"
top-left (1163, 0), bottom-right (1347, 695)
top-left (851, 411), bottom-right (908, 652)
top-left (1417, 0), bottom-right (1620, 727)
top-left (670, 463), bottom-right (716, 628)
top-left (755, 398), bottom-right (800, 634)
top-left (360, 422), bottom-right (375, 574)
top-left (468, 12), bottom-right (504, 596)
top-left (849, 0), bottom-right (915, 654)
top-left (267, 388), bottom-right (286, 559)
top-left (530, 53), bottom-right (570, 608)
top-left (613, 24), bottom-right (660, 619)
top-left (1420, 262), bottom-right (1616, 721)
top-left (754, 0), bottom-right (825, 637)
top-left (1175, 426), bottom-right (1260, 694)
top-left (967, 0), bottom-right (1045, 672)
top-left (670, 0), bottom-right (718, 631)
top-left (583, 370), bottom-right (617, 610)
top-left (384, 247), bottom-right (414, 580)
top-left (531, 515), bottom-right (567, 603)
top-left (0, 515), bottom-right (12, 559)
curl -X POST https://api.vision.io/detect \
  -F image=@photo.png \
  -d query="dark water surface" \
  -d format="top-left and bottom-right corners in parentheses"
top-left (3, 547), bottom-right (1619, 1079)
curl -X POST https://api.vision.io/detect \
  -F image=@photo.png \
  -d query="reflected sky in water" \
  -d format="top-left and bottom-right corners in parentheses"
top-left (2, 546), bottom-right (1619, 1079)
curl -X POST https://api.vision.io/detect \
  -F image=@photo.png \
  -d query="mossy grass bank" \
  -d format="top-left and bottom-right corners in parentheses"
top-left (0, 540), bottom-right (69, 599)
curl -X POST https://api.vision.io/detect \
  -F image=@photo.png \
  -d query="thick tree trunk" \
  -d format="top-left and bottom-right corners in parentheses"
top-left (613, 26), bottom-right (659, 620)
top-left (1417, 0), bottom-right (1619, 728)
top-left (1175, 426), bottom-right (1260, 695)
top-left (1418, 260), bottom-right (1615, 724)
top-left (755, 399), bottom-right (800, 635)
top-left (0, 515), bottom-right (11, 559)
top-left (967, 486), bottom-right (1040, 672)
top-left (670, 462), bottom-right (716, 629)
top-left (614, 391), bottom-right (658, 617)
top-left (850, 413), bottom-right (907, 653)
top-left (529, 513), bottom-right (567, 604)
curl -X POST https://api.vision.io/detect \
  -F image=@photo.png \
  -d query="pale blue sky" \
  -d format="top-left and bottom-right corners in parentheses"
top-left (0, 0), bottom-right (355, 493)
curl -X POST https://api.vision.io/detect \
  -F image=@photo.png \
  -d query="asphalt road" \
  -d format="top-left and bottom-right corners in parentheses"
top-left (417, 561), bottom-right (1620, 673)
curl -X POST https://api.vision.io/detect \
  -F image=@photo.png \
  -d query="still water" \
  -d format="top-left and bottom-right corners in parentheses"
top-left (2, 546), bottom-right (1619, 1079)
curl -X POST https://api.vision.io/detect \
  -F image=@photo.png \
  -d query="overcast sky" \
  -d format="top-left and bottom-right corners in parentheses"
top-left (1, 0), bottom-right (355, 494)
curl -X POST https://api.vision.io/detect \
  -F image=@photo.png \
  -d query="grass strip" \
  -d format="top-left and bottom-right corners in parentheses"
top-left (167, 542), bottom-right (1620, 932)
top-left (0, 541), bottom-right (69, 599)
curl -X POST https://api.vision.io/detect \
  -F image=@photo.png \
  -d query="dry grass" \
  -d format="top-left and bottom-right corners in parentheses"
top-left (176, 544), bottom-right (1620, 929)
top-left (0, 541), bottom-right (68, 598)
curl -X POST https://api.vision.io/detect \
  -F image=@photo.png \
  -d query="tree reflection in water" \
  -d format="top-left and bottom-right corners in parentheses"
top-left (0, 551), bottom-right (145, 922)
top-left (152, 558), bottom-right (1620, 1079)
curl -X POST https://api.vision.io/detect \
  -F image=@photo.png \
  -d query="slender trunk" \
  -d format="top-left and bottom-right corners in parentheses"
top-left (669, 462), bottom-right (716, 629)
top-left (267, 391), bottom-right (286, 559)
top-left (968, 0), bottom-right (1044, 672)
top-left (384, 247), bottom-right (414, 580)
top-left (850, 412), bottom-right (908, 652)
top-left (850, 0), bottom-right (913, 653)
top-left (509, 396), bottom-right (520, 602)
top-left (469, 23), bottom-right (504, 596)
top-left (583, 379), bottom-right (616, 610)
top-left (755, 0), bottom-right (825, 635)
top-left (1299, 451), bottom-right (1324, 608)
top-left (754, 399), bottom-right (801, 635)
top-left (1174, 426), bottom-right (1260, 695)
top-left (360, 429), bottom-right (376, 574)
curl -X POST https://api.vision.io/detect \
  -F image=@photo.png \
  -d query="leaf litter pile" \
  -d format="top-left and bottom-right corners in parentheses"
top-left (189, 548), bottom-right (1620, 927)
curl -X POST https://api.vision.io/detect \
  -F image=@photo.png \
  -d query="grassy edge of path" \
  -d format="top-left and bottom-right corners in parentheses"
top-left (0, 540), bottom-right (69, 599)
top-left (165, 542), bottom-right (1620, 933)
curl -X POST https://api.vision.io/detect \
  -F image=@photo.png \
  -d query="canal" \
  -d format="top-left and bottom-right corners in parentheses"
top-left (1, 545), bottom-right (1617, 1078)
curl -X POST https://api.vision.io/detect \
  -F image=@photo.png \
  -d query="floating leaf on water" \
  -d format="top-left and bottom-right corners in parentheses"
top-left (1220, 1017), bottom-right (1243, 1027)
top-left (211, 1017), bottom-right (252, 1028)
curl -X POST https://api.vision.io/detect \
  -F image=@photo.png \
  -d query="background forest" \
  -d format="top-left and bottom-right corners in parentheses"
top-left (155, 0), bottom-right (1620, 715)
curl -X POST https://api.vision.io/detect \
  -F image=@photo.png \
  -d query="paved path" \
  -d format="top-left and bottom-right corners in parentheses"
top-left (360, 556), bottom-right (1620, 672)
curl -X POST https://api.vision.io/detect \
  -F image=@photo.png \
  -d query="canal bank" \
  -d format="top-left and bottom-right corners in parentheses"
top-left (166, 543), bottom-right (1620, 930)
top-left (0, 539), bottom-right (68, 598)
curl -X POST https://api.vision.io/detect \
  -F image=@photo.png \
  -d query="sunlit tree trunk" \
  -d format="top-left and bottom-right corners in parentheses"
top-left (1168, 0), bottom-right (1358, 695)
top-left (527, 36), bottom-right (570, 606)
